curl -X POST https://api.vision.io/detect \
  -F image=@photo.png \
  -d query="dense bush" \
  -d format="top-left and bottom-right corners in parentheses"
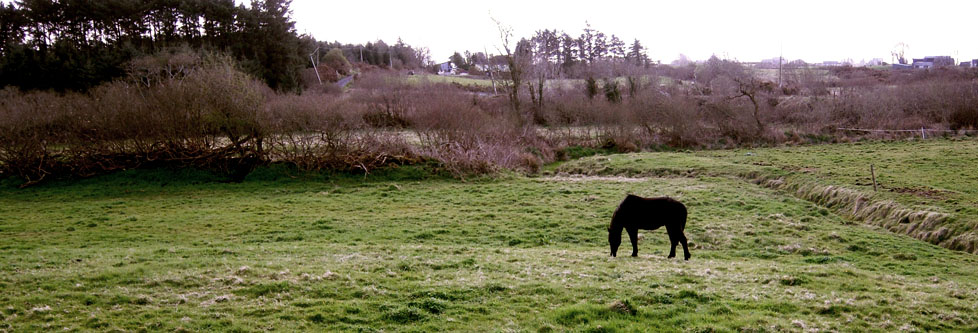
top-left (3, 53), bottom-right (977, 186)
top-left (0, 54), bottom-right (267, 185)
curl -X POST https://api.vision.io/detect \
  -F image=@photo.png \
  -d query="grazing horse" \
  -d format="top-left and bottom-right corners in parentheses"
top-left (608, 195), bottom-right (690, 260)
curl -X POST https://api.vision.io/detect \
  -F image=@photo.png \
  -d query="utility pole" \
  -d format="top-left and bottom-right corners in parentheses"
top-left (309, 46), bottom-right (322, 85)
top-left (359, 46), bottom-right (363, 62)
top-left (778, 43), bottom-right (783, 88)
top-left (485, 46), bottom-right (497, 95)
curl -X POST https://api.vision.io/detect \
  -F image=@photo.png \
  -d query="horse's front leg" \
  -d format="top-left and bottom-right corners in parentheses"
top-left (627, 228), bottom-right (639, 257)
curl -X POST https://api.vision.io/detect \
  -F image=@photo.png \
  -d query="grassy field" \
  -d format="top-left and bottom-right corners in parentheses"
top-left (2, 139), bottom-right (978, 331)
top-left (400, 74), bottom-right (670, 90)
top-left (749, 68), bottom-right (835, 83)
top-left (553, 137), bottom-right (978, 253)
top-left (403, 74), bottom-right (494, 87)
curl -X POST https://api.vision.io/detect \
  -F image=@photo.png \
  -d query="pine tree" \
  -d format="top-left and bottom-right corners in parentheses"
top-left (627, 39), bottom-right (649, 67)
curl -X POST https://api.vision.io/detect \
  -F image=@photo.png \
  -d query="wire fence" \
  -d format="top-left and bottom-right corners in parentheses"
top-left (837, 127), bottom-right (978, 139)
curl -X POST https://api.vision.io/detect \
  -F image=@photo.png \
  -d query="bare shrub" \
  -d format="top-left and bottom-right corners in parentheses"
top-left (6, 55), bottom-right (978, 186)
top-left (265, 93), bottom-right (360, 170)
top-left (628, 92), bottom-right (712, 148)
top-left (263, 91), bottom-right (418, 173)
top-left (406, 87), bottom-right (551, 175)
top-left (0, 54), bottom-right (267, 185)
top-left (0, 89), bottom-right (70, 185)
top-left (352, 73), bottom-right (412, 127)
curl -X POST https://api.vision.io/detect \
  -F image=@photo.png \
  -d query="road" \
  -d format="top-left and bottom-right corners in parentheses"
top-left (336, 75), bottom-right (353, 88)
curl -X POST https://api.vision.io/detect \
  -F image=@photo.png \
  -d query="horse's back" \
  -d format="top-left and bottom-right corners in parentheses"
top-left (617, 195), bottom-right (687, 229)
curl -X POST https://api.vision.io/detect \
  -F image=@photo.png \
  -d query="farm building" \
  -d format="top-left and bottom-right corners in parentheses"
top-left (865, 58), bottom-right (884, 66)
top-left (911, 56), bottom-right (955, 69)
top-left (436, 61), bottom-right (457, 75)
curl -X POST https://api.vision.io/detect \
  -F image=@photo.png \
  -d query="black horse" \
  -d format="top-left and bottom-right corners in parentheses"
top-left (608, 195), bottom-right (690, 260)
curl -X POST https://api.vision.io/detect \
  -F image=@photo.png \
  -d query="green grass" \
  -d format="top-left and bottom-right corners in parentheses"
top-left (552, 137), bottom-right (978, 252)
top-left (2, 140), bottom-right (978, 331)
top-left (750, 68), bottom-right (835, 82)
top-left (403, 74), bottom-right (494, 87)
top-left (400, 74), bottom-right (669, 91)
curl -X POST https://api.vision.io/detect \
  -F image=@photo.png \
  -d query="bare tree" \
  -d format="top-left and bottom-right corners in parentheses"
top-left (414, 46), bottom-right (432, 68)
top-left (527, 29), bottom-right (561, 109)
top-left (731, 74), bottom-right (774, 136)
top-left (493, 18), bottom-right (529, 120)
top-left (892, 42), bottom-right (909, 65)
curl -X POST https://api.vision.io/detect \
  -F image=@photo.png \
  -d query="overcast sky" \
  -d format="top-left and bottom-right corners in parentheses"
top-left (292, 0), bottom-right (978, 64)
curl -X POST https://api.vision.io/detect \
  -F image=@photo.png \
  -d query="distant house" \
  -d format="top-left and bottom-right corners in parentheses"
top-left (758, 57), bottom-right (782, 69)
top-left (473, 63), bottom-right (507, 73)
top-left (436, 62), bottom-right (456, 75)
top-left (865, 58), bottom-right (884, 66)
top-left (912, 56), bottom-right (955, 69)
top-left (473, 56), bottom-right (509, 73)
top-left (959, 59), bottom-right (978, 68)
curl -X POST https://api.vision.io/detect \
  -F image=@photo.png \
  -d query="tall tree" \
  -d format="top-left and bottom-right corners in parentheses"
top-left (0, 0), bottom-right (308, 92)
top-left (627, 39), bottom-right (649, 67)
top-left (608, 34), bottom-right (625, 60)
top-left (493, 18), bottom-right (530, 122)
top-left (559, 32), bottom-right (577, 73)
top-left (450, 51), bottom-right (466, 70)
top-left (239, 0), bottom-right (305, 92)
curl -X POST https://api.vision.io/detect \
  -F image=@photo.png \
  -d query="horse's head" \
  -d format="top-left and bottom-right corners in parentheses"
top-left (608, 225), bottom-right (621, 257)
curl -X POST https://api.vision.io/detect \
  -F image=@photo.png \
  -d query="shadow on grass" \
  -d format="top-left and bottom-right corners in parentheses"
top-left (0, 161), bottom-right (454, 197)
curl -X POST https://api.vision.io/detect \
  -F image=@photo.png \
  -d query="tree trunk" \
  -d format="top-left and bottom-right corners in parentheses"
top-left (747, 94), bottom-right (763, 135)
top-left (537, 78), bottom-right (545, 108)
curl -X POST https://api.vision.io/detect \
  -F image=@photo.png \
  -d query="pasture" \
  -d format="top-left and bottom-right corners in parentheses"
top-left (398, 74), bottom-right (672, 91)
top-left (402, 74), bottom-right (495, 87)
top-left (2, 138), bottom-right (978, 331)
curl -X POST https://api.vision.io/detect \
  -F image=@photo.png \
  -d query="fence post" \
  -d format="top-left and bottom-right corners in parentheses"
top-left (921, 127), bottom-right (926, 139)
top-left (870, 164), bottom-right (878, 192)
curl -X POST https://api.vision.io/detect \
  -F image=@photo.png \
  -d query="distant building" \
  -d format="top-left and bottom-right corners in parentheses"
top-left (473, 62), bottom-right (507, 72)
top-left (892, 63), bottom-right (913, 70)
top-left (911, 56), bottom-right (955, 69)
top-left (436, 62), bottom-right (456, 75)
top-left (759, 57), bottom-right (782, 69)
top-left (821, 61), bottom-right (841, 67)
top-left (959, 59), bottom-right (978, 68)
top-left (865, 58), bottom-right (884, 66)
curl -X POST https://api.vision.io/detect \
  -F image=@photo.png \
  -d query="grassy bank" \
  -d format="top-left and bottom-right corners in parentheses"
top-left (553, 137), bottom-right (978, 253)
top-left (1, 139), bottom-right (977, 331)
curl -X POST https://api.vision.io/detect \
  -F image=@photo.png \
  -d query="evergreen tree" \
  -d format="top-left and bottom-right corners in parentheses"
top-left (627, 39), bottom-right (649, 66)
top-left (450, 51), bottom-right (467, 70)
top-left (0, 0), bottom-right (308, 92)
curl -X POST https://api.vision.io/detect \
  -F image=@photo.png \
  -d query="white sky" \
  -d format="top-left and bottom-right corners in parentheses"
top-left (292, 0), bottom-right (978, 64)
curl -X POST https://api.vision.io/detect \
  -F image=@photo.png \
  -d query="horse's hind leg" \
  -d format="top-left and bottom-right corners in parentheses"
top-left (627, 227), bottom-right (639, 257)
top-left (680, 233), bottom-right (690, 260)
top-left (666, 226), bottom-right (680, 259)
top-left (667, 235), bottom-right (678, 258)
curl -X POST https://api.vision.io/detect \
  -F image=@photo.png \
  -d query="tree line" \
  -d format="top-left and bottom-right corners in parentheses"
top-left (480, 21), bottom-right (656, 119)
top-left (0, 0), bottom-right (306, 92)
top-left (312, 38), bottom-right (431, 70)
top-left (451, 23), bottom-right (652, 79)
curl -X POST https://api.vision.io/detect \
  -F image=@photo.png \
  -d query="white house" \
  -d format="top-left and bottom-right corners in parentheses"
top-left (436, 62), bottom-right (456, 75)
